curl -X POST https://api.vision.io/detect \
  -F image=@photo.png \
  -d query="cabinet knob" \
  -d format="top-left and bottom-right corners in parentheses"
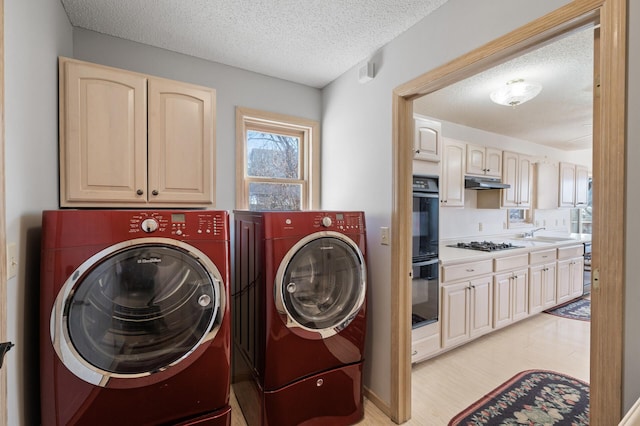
top-left (136, 189), bottom-right (144, 196)
top-left (152, 190), bottom-right (159, 196)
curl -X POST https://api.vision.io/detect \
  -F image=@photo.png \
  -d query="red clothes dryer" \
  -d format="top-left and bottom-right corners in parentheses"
top-left (40, 210), bottom-right (232, 426)
top-left (232, 211), bottom-right (367, 426)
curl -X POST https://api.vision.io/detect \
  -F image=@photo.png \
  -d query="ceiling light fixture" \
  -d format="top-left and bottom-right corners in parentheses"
top-left (490, 79), bottom-right (542, 107)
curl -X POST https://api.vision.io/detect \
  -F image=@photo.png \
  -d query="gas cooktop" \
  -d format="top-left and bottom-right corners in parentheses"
top-left (447, 241), bottom-right (524, 252)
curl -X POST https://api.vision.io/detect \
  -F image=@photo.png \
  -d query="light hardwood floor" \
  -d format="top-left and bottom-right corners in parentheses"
top-left (231, 310), bottom-right (590, 425)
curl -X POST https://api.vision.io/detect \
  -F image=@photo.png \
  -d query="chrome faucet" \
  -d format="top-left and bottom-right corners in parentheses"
top-left (523, 227), bottom-right (546, 238)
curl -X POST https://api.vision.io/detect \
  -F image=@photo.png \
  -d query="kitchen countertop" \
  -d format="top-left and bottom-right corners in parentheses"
top-left (439, 235), bottom-right (588, 266)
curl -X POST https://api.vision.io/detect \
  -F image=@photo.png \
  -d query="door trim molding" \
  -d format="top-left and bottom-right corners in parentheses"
top-left (0, 0), bottom-right (8, 424)
top-left (390, 0), bottom-right (626, 423)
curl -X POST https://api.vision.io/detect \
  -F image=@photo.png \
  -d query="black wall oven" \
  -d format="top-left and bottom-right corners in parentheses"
top-left (412, 175), bottom-right (439, 328)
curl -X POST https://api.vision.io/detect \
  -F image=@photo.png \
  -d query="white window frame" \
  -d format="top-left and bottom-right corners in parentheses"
top-left (235, 107), bottom-right (320, 210)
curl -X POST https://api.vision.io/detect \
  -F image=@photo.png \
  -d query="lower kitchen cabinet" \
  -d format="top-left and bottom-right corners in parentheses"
top-left (493, 268), bottom-right (528, 329)
top-left (529, 263), bottom-right (558, 314)
top-left (529, 248), bottom-right (558, 314)
top-left (556, 244), bottom-right (585, 304)
top-left (557, 257), bottom-right (584, 304)
top-left (441, 275), bottom-right (493, 349)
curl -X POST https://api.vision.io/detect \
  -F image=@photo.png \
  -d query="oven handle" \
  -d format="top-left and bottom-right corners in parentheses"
top-left (412, 258), bottom-right (439, 267)
top-left (413, 192), bottom-right (439, 198)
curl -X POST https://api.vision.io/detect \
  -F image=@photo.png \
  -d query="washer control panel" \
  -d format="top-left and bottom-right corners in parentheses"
top-left (127, 211), bottom-right (228, 239)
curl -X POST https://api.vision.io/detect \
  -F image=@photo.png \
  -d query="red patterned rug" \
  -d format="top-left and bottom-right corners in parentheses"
top-left (544, 297), bottom-right (590, 321)
top-left (449, 370), bottom-right (589, 425)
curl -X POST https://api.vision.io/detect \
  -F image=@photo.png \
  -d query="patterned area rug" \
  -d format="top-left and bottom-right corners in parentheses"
top-left (544, 297), bottom-right (591, 321)
top-left (449, 370), bottom-right (590, 425)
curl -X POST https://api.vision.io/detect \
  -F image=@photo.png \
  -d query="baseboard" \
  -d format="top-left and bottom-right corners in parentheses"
top-left (363, 386), bottom-right (392, 418)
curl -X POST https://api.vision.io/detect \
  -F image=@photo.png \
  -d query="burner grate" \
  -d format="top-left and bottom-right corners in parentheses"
top-left (447, 241), bottom-right (523, 252)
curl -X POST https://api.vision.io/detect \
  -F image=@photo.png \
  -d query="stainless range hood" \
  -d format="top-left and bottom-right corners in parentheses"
top-left (464, 176), bottom-right (511, 190)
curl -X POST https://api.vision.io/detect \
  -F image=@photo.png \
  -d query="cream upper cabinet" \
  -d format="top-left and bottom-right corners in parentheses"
top-left (559, 162), bottom-right (589, 208)
top-left (501, 151), bottom-right (532, 208)
top-left (574, 165), bottom-right (590, 207)
top-left (465, 144), bottom-right (502, 177)
top-left (59, 57), bottom-right (216, 207)
top-left (559, 162), bottom-right (577, 207)
top-left (413, 115), bottom-right (441, 162)
top-left (440, 139), bottom-right (465, 207)
top-left (534, 162), bottom-right (560, 209)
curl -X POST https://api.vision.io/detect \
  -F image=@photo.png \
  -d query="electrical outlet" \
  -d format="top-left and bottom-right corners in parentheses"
top-left (7, 243), bottom-right (17, 279)
top-left (380, 227), bottom-right (390, 245)
top-left (478, 222), bottom-right (483, 232)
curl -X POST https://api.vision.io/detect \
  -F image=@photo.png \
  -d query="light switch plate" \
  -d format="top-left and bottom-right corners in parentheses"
top-left (7, 243), bottom-right (17, 279)
top-left (380, 227), bottom-right (390, 245)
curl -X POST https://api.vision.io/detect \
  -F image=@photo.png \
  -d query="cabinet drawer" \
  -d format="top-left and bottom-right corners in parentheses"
top-left (494, 253), bottom-right (528, 272)
top-left (557, 244), bottom-right (584, 259)
top-left (529, 249), bottom-right (557, 264)
top-left (411, 333), bottom-right (440, 364)
top-left (442, 260), bottom-right (492, 282)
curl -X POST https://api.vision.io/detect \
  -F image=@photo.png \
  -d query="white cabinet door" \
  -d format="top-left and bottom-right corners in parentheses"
top-left (441, 282), bottom-right (470, 348)
top-left (512, 269), bottom-right (529, 322)
top-left (575, 165), bottom-right (590, 207)
top-left (484, 148), bottom-right (503, 177)
top-left (559, 162), bottom-right (577, 207)
top-left (441, 140), bottom-right (465, 207)
top-left (469, 276), bottom-right (493, 337)
top-left (501, 152), bottom-right (519, 207)
top-left (556, 258), bottom-right (572, 304)
top-left (529, 265), bottom-right (544, 314)
top-left (414, 115), bottom-right (441, 162)
top-left (517, 156), bottom-right (533, 208)
top-left (466, 144), bottom-right (486, 176)
top-left (493, 272), bottom-right (512, 329)
top-left (542, 263), bottom-right (558, 309)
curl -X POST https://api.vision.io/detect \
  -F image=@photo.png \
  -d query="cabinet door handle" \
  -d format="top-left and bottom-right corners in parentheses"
top-left (136, 189), bottom-right (144, 196)
top-left (152, 190), bottom-right (159, 196)
top-left (466, 268), bottom-right (475, 272)
top-left (412, 350), bottom-right (418, 356)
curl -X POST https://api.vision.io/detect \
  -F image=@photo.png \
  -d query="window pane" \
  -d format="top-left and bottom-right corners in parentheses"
top-left (246, 130), bottom-right (300, 179)
top-left (249, 182), bottom-right (301, 211)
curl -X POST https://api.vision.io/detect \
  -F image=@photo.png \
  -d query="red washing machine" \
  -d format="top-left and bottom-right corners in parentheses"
top-left (40, 210), bottom-right (231, 426)
top-left (232, 211), bottom-right (367, 426)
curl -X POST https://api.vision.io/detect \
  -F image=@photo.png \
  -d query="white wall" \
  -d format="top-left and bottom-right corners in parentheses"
top-left (5, 0), bottom-right (73, 424)
top-left (72, 28), bottom-right (323, 210)
top-left (322, 0), bottom-right (571, 408)
top-left (625, 0), bottom-right (640, 413)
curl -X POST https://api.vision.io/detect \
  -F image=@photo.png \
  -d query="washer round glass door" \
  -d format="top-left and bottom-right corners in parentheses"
top-left (275, 231), bottom-right (366, 338)
top-left (51, 238), bottom-right (224, 386)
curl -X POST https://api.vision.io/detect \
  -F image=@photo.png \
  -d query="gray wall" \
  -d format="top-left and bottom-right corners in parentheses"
top-left (5, 0), bottom-right (72, 424)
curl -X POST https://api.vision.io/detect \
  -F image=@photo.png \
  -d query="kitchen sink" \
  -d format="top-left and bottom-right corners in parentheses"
top-left (517, 236), bottom-right (576, 243)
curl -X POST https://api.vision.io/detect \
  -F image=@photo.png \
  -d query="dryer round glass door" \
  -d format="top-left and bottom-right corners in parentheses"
top-left (50, 238), bottom-right (224, 386)
top-left (275, 232), bottom-right (366, 338)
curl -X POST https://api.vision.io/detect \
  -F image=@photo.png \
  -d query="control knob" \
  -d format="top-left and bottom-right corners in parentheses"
top-left (141, 218), bottom-right (159, 233)
top-left (321, 217), bottom-right (332, 227)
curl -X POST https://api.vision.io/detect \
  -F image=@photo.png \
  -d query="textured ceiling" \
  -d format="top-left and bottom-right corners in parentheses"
top-left (60, 1), bottom-right (593, 151)
top-left (414, 27), bottom-right (594, 151)
top-left (60, 0), bottom-right (449, 88)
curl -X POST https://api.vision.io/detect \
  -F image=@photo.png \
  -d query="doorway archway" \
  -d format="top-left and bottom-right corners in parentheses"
top-left (390, 1), bottom-right (626, 424)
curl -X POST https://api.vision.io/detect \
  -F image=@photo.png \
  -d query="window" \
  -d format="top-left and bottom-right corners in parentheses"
top-left (507, 208), bottom-right (532, 227)
top-left (236, 107), bottom-right (319, 210)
